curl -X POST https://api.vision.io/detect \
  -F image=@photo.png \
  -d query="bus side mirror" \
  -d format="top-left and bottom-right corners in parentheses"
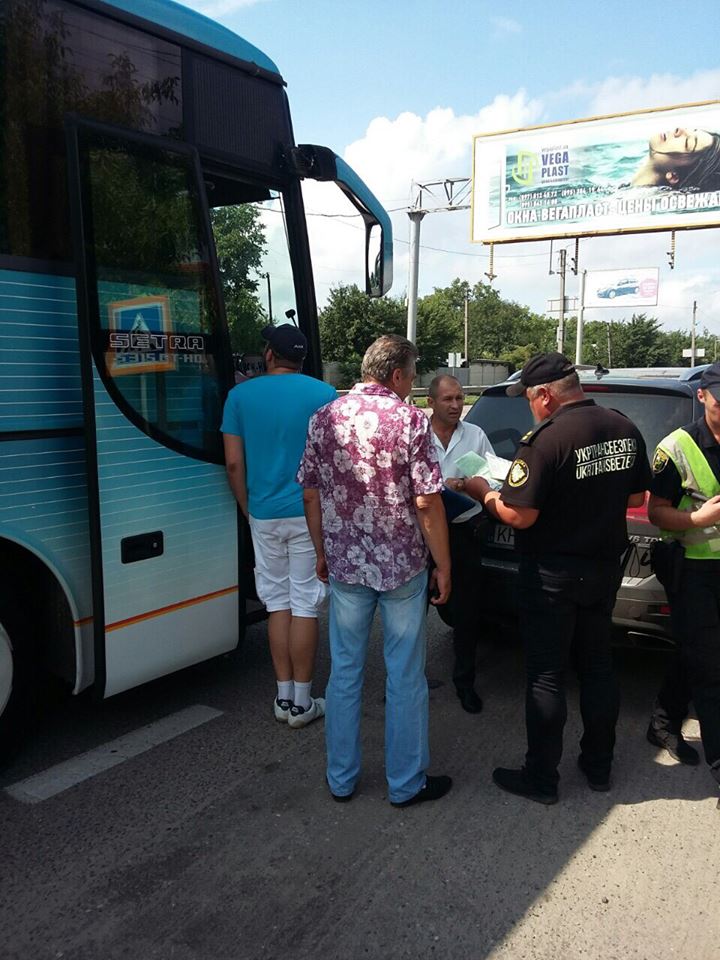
top-left (367, 224), bottom-right (383, 298)
top-left (289, 145), bottom-right (393, 298)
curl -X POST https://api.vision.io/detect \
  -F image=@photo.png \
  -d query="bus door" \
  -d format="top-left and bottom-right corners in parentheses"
top-left (66, 119), bottom-right (240, 698)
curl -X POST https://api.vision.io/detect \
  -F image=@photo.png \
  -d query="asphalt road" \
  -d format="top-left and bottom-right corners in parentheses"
top-left (2, 609), bottom-right (719, 960)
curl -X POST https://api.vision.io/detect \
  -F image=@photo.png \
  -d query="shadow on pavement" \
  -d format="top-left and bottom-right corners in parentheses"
top-left (1, 610), bottom-right (716, 960)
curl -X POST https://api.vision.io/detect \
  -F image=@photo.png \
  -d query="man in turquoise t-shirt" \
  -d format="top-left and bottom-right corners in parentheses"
top-left (222, 324), bottom-right (337, 728)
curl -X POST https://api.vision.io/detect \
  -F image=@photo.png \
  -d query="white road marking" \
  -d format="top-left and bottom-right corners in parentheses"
top-left (5, 704), bottom-right (223, 804)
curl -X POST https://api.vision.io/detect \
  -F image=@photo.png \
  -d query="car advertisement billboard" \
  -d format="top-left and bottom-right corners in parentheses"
top-left (584, 268), bottom-right (659, 308)
top-left (471, 101), bottom-right (720, 244)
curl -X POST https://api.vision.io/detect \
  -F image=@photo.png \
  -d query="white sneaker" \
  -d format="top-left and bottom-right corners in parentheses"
top-left (274, 698), bottom-right (293, 723)
top-left (287, 697), bottom-right (326, 729)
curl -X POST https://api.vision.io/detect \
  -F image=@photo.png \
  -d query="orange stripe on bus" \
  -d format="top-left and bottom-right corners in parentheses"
top-left (72, 585), bottom-right (238, 632)
top-left (106, 585), bottom-right (238, 632)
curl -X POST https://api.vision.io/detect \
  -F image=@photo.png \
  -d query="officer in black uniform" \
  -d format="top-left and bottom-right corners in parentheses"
top-left (646, 362), bottom-right (720, 792)
top-left (466, 352), bottom-right (651, 804)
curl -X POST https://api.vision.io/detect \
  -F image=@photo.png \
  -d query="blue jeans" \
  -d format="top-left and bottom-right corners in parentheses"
top-left (326, 569), bottom-right (429, 803)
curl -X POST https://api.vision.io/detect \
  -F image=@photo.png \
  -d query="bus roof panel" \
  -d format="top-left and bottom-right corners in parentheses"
top-left (103, 0), bottom-right (281, 76)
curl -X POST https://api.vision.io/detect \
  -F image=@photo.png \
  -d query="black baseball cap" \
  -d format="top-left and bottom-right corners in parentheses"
top-left (506, 351), bottom-right (576, 396)
top-left (262, 323), bottom-right (307, 362)
top-left (700, 362), bottom-right (720, 400)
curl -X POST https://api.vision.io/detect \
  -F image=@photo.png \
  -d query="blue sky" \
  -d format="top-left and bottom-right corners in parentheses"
top-left (182, 0), bottom-right (720, 341)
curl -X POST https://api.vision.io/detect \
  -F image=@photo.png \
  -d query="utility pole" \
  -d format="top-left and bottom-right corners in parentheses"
top-left (607, 323), bottom-right (612, 368)
top-left (464, 293), bottom-right (469, 364)
top-left (691, 300), bottom-right (697, 366)
top-left (406, 211), bottom-right (425, 344)
top-left (405, 178), bottom-right (472, 344)
top-left (575, 269), bottom-right (587, 365)
top-left (556, 249), bottom-right (567, 353)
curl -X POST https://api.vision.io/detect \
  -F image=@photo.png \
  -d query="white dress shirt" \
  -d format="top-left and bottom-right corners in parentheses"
top-left (430, 419), bottom-right (495, 524)
top-left (430, 419), bottom-right (495, 480)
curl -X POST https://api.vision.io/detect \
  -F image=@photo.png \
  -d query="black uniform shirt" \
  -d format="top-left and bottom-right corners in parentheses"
top-left (650, 415), bottom-right (720, 507)
top-left (500, 399), bottom-right (651, 561)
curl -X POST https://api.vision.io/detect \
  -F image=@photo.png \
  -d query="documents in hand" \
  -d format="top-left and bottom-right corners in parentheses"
top-left (454, 451), bottom-right (513, 483)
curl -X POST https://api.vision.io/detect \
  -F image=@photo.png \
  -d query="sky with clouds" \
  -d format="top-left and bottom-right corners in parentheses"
top-left (180, 0), bottom-right (720, 340)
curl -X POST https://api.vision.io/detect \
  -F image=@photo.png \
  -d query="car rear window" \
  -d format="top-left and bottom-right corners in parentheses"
top-left (466, 387), bottom-right (694, 461)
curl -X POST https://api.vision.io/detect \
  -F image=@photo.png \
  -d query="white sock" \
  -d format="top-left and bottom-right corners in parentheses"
top-left (294, 681), bottom-right (312, 710)
top-left (277, 680), bottom-right (293, 703)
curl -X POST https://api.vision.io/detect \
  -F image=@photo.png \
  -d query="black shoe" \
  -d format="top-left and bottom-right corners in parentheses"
top-left (326, 778), bottom-right (354, 803)
top-left (492, 767), bottom-right (558, 805)
top-left (577, 756), bottom-right (611, 792)
top-left (457, 688), bottom-right (483, 714)
top-left (647, 724), bottom-right (700, 765)
top-left (391, 774), bottom-right (453, 808)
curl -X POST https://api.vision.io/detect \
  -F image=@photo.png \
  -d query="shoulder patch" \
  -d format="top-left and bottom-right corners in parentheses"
top-left (507, 458), bottom-right (530, 488)
top-left (519, 418), bottom-right (553, 445)
top-left (652, 448), bottom-right (670, 474)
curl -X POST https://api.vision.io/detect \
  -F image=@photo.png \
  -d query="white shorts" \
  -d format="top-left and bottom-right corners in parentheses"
top-left (248, 515), bottom-right (326, 618)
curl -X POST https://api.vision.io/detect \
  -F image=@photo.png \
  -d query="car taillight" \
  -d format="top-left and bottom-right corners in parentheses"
top-left (626, 491), bottom-right (651, 524)
top-left (660, 604), bottom-right (672, 616)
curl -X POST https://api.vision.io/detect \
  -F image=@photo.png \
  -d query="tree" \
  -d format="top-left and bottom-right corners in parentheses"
top-left (416, 280), bottom-right (465, 367)
top-left (319, 283), bottom-right (463, 385)
top-left (211, 205), bottom-right (268, 353)
top-left (319, 285), bottom-right (405, 385)
top-left (470, 283), bottom-right (555, 363)
top-left (579, 315), bottom-right (691, 368)
top-left (420, 280), bottom-right (554, 368)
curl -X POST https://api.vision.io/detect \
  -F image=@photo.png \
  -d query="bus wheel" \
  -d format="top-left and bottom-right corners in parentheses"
top-left (0, 604), bottom-right (36, 768)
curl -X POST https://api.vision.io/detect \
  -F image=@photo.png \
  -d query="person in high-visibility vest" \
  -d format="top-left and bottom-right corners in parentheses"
top-left (647, 362), bottom-right (720, 795)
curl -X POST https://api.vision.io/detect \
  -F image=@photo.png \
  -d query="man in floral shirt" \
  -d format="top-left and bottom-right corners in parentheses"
top-left (298, 335), bottom-right (452, 807)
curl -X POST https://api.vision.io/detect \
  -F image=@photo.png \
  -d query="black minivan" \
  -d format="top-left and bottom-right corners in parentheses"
top-left (461, 366), bottom-right (707, 644)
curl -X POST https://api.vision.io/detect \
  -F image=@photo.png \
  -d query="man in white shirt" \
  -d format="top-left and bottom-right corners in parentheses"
top-left (428, 375), bottom-right (495, 713)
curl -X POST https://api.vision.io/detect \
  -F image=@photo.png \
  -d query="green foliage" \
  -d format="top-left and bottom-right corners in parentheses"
top-left (319, 285), bottom-right (405, 385)
top-left (320, 279), bottom-right (558, 384)
top-left (210, 205), bottom-right (268, 353)
top-left (579, 314), bottom-right (697, 368)
top-left (319, 278), bottom-right (711, 382)
top-left (465, 282), bottom-right (555, 364)
top-left (319, 282), bottom-right (463, 386)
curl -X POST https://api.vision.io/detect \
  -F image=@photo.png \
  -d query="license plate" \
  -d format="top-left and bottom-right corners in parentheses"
top-left (491, 524), bottom-right (515, 549)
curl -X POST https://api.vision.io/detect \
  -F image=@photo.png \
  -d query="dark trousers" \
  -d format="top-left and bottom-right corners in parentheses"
top-left (518, 556), bottom-right (622, 792)
top-left (657, 560), bottom-right (720, 777)
top-left (651, 653), bottom-right (691, 734)
top-left (447, 521), bottom-right (485, 692)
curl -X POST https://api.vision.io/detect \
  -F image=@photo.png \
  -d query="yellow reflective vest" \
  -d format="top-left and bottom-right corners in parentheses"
top-left (656, 427), bottom-right (720, 558)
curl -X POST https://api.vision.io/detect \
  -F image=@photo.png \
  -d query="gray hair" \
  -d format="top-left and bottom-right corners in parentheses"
top-left (526, 371), bottom-right (581, 401)
top-left (428, 374), bottom-right (461, 400)
top-left (361, 335), bottom-right (418, 384)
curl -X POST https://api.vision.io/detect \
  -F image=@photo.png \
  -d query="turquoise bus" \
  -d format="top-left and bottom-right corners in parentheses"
top-left (0, 0), bottom-right (392, 761)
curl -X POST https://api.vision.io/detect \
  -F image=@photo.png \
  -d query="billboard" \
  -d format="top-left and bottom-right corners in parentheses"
top-left (471, 101), bottom-right (720, 244)
top-left (584, 268), bottom-right (659, 308)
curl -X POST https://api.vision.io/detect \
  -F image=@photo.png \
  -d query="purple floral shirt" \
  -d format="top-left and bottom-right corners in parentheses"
top-left (297, 382), bottom-right (443, 591)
